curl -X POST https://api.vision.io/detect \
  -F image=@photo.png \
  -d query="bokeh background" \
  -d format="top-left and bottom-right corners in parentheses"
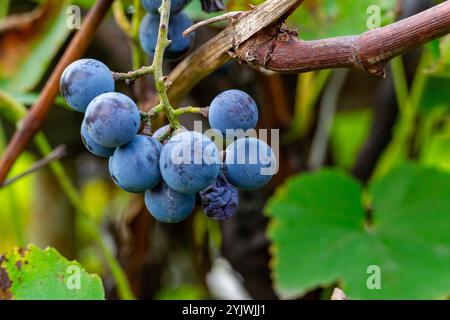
top-left (0, 0), bottom-right (449, 300)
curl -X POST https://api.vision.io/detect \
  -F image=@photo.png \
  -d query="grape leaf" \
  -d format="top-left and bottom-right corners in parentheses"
top-left (226, 0), bottom-right (397, 40)
top-left (0, 244), bottom-right (105, 300)
top-left (288, 0), bottom-right (397, 40)
top-left (228, 0), bottom-right (397, 40)
top-left (266, 164), bottom-right (450, 299)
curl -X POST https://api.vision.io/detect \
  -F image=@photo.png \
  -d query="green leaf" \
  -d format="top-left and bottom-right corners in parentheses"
top-left (421, 131), bottom-right (450, 172)
top-left (426, 35), bottom-right (450, 78)
top-left (226, 1), bottom-right (397, 40)
top-left (0, 244), bottom-right (105, 300)
top-left (330, 108), bottom-right (372, 169)
top-left (0, 1), bottom-right (71, 93)
top-left (288, 0), bottom-right (397, 40)
top-left (185, 0), bottom-right (222, 21)
top-left (266, 164), bottom-right (450, 299)
top-left (418, 37), bottom-right (450, 112)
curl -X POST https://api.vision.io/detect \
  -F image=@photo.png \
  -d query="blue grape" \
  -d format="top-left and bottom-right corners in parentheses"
top-left (145, 182), bottom-right (196, 223)
top-left (208, 90), bottom-right (259, 135)
top-left (141, 0), bottom-right (190, 14)
top-left (84, 92), bottom-right (141, 148)
top-left (199, 173), bottom-right (239, 221)
top-left (139, 12), bottom-right (195, 61)
top-left (153, 124), bottom-right (172, 140)
top-left (201, 0), bottom-right (225, 13)
top-left (153, 124), bottom-right (187, 143)
top-left (80, 119), bottom-right (115, 158)
top-left (109, 135), bottom-right (163, 193)
top-left (224, 137), bottom-right (276, 190)
top-left (159, 131), bottom-right (220, 194)
top-left (60, 59), bottom-right (114, 113)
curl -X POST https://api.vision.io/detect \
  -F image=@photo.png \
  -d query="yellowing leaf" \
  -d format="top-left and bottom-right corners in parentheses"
top-left (0, 244), bottom-right (105, 300)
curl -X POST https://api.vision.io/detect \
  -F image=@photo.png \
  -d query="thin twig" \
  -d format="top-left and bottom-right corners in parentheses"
top-left (183, 11), bottom-right (244, 36)
top-left (0, 145), bottom-right (67, 188)
top-left (174, 106), bottom-right (209, 117)
top-left (113, 65), bottom-right (154, 81)
top-left (151, 0), bottom-right (181, 129)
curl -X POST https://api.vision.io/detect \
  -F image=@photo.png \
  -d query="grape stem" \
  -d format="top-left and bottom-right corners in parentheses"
top-left (183, 11), bottom-right (244, 36)
top-left (113, 65), bottom-right (154, 81)
top-left (151, 0), bottom-right (182, 129)
top-left (146, 105), bottom-right (208, 125)
top-left (113, 0), bottom-right (209, 132)
top-left (174, 106), bottom-right (209, 117)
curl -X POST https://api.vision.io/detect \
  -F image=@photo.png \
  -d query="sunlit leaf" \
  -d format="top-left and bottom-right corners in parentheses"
top-left (0, 244), bottom-right (105, 300)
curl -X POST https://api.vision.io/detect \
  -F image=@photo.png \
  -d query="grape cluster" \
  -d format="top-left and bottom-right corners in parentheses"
top-left (60, 58), bottom-right (276, 223)
top-left (139, 0), bottom-right (195, 61)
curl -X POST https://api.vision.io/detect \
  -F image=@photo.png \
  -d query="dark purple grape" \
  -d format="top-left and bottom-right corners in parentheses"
top-left (199, 173), bottom-right (239, 221)
top-left (141, 0), bottom-right (191, 15)
top-left (139, 12), bottom-right (195, 61)
top-left (201, 0), bottom-right (225, 13)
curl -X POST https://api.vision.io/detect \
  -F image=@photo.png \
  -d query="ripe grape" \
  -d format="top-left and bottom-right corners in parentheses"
top-left (208, 90), bottom-right (259, 135)
top-left (84, 92), bottom-right (141, 148)
top-left (109, 135), bottom-right (163, 193)
top-left (201, 0), bottom-right (225, 13)
top-left (199, 173), bottom-right (239, 221)
top-left (224, 137), bottom-right (276, 190)
top-left (80, 119), bottom-right (115, 158)
top-left (141, 0), bottom-right (190, 15)
top-left (145, 182), bottom-right (196, 223)
top-left (60, 59), bottom-right (114, 113)
top-left (152, 124), bottom-right (186, 143)
top-left (159, 131), bottom-right (220, 194)
top-left (153, 124), bottom-right (172, 140)
top-left (139, 12), bottom-right (195, 61)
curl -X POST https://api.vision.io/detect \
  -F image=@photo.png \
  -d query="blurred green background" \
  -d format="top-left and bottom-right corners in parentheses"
top-left (0, 0), bottom-right (449, 300)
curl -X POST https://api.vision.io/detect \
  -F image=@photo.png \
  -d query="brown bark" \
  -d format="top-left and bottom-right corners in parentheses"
top-left (154, 0), bottom-right (305, 108)
top-left (236, 1), bottom-right (450, 77)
